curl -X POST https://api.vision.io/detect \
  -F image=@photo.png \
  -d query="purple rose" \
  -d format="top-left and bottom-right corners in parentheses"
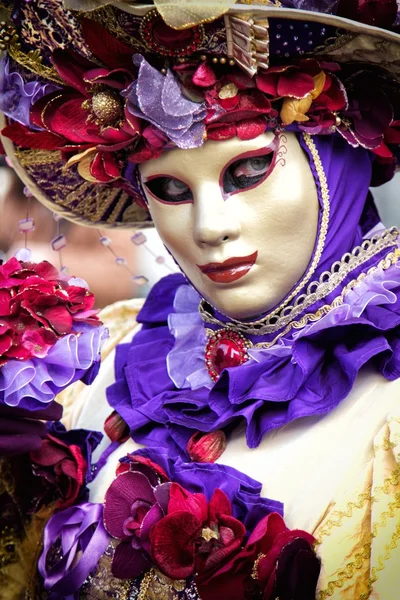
top-left (103, 469), bottom-right (170, 579)
top-left (0, 57), bottom-right (58, 128)
top-left (124, 54), bottom-right (206, 149)
top-left (38, 502), bottom-right (109, 599)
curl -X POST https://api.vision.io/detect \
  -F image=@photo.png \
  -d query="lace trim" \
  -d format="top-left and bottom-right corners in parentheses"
top-left (200, 227), bottom-right (399, 336)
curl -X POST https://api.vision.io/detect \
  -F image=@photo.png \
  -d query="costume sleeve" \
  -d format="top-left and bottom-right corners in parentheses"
top-left (314, 414), bottom-right (400, 600)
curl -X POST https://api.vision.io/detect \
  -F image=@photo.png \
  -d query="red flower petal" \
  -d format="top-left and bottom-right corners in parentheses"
top-left (81, 18), bottom-right (136, 71)
top-left (168, 483), bottom-right (208, 522)
top-left (236, 117), bottom-right (267, 141)
top-left (256, 73), bottom-right (279, 96)
top-left (193, 63), bottom-right (217, 88)
top-left (111, 541), bottom-right (150, 579)
top-left (247, 512), bottom-right (287, 552)
top-left (1, 122), bottom-right (63, 150)
top-left (90, 151), bottom-right (120, 182)
top-left (208, 488), bottom-right (232, 522)
top-left (52, 49), bottom-right (92, 95)
top-left (277, 70), bottom-right (314, 99)
top-left (31, 438), bottom-right (68, 466)
top-left (41, 93), bottom-right (105, 145)
top-left (219, 95), bottom-right (240, 110)
top-left (206, 123), bottom-right (237, 141)
top-left (151, 511), bottom-right (201, 579)
top-left (0, 332), bottom-right (13, 355)
top-left (42, 305), bottom-right (73, 334)
top-left (0, 290), bottom-right (12, 316)
top-left (104, 471), bottom-right (155, 539)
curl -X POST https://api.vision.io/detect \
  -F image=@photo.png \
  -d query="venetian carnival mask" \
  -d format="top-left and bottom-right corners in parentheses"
top-left (140, 132), bottom-right (319, 319)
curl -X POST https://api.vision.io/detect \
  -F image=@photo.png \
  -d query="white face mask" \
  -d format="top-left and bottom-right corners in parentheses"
top-left (140, 132), bottom-right (319, 319)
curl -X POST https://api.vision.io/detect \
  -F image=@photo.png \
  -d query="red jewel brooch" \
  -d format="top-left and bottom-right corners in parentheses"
top-left (205, 329), bottom-right (251, 382)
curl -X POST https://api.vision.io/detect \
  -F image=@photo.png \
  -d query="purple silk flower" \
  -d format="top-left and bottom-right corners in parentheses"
top-left (0, 57), bottom-right (58, 128)
top-left (39, 502), bottom-right (109, 599)
top-left (124, 54), bottom-right (206, 149)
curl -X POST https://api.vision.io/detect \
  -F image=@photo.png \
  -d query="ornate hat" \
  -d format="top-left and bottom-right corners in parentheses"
top-left (0, 0), bottom-right (399, 228)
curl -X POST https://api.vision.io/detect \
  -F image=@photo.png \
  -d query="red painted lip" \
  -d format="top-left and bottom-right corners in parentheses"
top-left (198, 251), bottom-right (258, 283)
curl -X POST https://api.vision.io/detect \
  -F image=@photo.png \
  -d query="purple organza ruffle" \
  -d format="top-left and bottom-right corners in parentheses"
top-left (107, 245), bottom-right (400, 457)
top-left (123, 55), bottom-right (206, 150)
top-left (0, 323), bottom-right (108, 411)
top-left (0, 57), bottom-right (59, 128)
top-left (167, 284), bottom-right (211, 389)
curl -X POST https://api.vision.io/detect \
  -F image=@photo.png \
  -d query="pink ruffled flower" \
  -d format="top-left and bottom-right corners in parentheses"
top-left (0, 257), bottom-right (100, 365)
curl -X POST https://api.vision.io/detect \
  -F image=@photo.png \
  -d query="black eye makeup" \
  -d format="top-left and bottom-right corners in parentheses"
top-left (222, 152), bottom-right (274, 195)
top-left (144, 176), bottom-right (193, 204)
top-left (143, 141), bottom-right (278, 205)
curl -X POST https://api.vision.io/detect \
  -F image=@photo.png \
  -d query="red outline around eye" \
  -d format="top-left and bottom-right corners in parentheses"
top-left (219, 137), bottom-right (280, 200)
top-left (142, 173), bottom-right (193, 205)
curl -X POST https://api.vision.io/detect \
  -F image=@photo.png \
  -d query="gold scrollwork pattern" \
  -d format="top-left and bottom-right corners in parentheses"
top-left (315, 416), bottom-right (400, 599)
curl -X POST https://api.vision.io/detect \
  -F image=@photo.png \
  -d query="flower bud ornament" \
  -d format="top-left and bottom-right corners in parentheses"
top-left (187, 430), bottom-right (227, 463)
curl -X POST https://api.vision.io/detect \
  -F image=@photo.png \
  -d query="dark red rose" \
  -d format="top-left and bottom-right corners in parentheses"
top-left (195, 513), bottom-right (320, 600)
top-left (151, 485), bottom-right (246, 581)
top-left (30, 433), bottom-right (87, 509)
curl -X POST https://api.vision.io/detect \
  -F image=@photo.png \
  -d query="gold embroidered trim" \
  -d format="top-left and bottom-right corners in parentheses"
top-left (317, 542), bottom-right (372, 600)
top-left (200, 228), bottom-right (399, 336)
top-left (314, 492), bottom-right (372, 546)
top-left (372, 493), bottom-right (400, 537)
top-left (253, 246), bottom-right (400, 348)
top-left (374, 433), bottom-right (400, 453)
top-left (6, 33), bottom-right (63, 84)
top-left (373, 466), bottom-right (400, 497)
top-left (364, 522), bottom-right (400, 600)
top-left (316, 458), bottom-right (400, 600)
top-left (15, 149), bottom-right (62, 167)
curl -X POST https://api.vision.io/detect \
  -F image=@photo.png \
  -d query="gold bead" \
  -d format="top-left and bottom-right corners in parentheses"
top-left (200, 54), bottom-right (207, 61)
top-left (0, 43), bottom-right (6, 50)
top-left (161, 68), bottom-right (167, 74)
top-left (3, 35), bottom-right (10, 42)
top-left (0, 21), bottom-right (5, 26)
top-left (229, 59), bottom-right (236, 66)
top-left (219, 57), bottom-right (227, 64)
top-left (178, 57), bottom-right (185, 63)
top-left (212, 57), bottom-right (218, 64)
top-left (91, 89), bottom-right (123, 126)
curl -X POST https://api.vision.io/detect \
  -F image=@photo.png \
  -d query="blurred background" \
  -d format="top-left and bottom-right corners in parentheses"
top-left (0, 162), bottom-right (399, 308)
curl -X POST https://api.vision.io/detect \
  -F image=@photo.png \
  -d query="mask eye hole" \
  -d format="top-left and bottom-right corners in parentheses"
top-left (223, 151), bottom-right (274, 195)
top-left (144, 176), bottom-right (193, 204)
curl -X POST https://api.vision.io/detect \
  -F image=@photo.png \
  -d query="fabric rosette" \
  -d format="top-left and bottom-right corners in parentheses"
top-left (0, 256), bottom-right (107, 456)
top-left (38, 502), bottom-right (109, 599)
top-left (102, 449), bottom-right (319, 599)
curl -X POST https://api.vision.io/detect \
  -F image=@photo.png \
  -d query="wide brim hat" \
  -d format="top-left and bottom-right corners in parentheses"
top-left (0, 0), bottom-right (399, 229)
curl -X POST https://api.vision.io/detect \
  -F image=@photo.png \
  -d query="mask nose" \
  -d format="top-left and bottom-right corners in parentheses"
top-left (193, 182), bottom-right (241, 247)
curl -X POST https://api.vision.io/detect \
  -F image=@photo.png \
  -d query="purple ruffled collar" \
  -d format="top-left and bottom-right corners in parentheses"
top-left (107, 228), bottom-right (400, 458)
